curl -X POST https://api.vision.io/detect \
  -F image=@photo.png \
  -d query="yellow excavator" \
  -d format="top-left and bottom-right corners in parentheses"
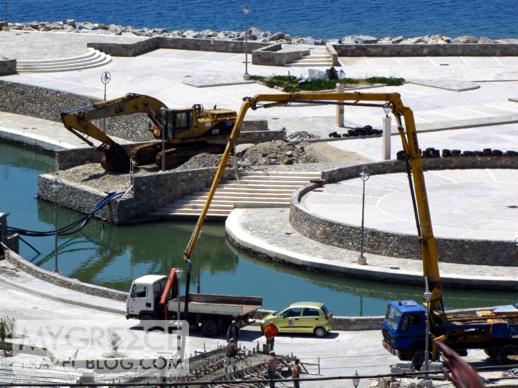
top-left (60, 93), bottom-right (237, 173)
top-left (178, 92), bottom-right (518, 362)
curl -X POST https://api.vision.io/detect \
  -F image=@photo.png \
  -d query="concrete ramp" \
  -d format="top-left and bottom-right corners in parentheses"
top-left (150, 170), bottom-right (322, 220)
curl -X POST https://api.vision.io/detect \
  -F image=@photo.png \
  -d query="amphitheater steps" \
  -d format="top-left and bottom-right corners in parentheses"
top-left (16, 48), bottom-right (111, 73)
top-left (150, 170), bottom-right (322, 220)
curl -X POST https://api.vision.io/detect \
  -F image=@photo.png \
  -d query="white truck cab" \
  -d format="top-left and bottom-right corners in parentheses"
top-left (126, 275), bottom-right (168, 320)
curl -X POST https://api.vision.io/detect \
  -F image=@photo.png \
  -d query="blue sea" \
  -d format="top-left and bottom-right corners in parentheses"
top-left (6, 0), bottom-right (518, 39)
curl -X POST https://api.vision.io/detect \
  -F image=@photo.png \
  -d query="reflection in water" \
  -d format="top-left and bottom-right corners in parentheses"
top-left (1, 141), bottom-right (517, 316)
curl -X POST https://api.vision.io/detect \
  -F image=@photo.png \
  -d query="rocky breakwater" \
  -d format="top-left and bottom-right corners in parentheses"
top-left (6, 20), bottom-right (518, 45)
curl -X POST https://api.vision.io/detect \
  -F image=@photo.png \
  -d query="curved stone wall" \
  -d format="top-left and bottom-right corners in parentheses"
top-left (290, 157), bottom-right (518, 266)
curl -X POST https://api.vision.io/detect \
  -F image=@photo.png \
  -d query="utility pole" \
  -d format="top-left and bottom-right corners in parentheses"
top-left (242, 4), bottom-right (250, 80)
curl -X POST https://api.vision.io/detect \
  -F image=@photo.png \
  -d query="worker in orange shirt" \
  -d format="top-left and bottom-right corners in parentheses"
top-left (264, 322), bottom-right (279, 351)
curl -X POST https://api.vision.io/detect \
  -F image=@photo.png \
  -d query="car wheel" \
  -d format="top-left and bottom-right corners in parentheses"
top-left (314, 326), bottom-right (327, 338)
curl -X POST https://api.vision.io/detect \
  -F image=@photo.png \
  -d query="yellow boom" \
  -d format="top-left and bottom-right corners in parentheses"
top-left (182, 92), bottom-right (443, 313)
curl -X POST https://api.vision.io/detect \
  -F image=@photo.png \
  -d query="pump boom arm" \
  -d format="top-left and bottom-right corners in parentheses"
top-left (183, 92), bottom-right (443, 314)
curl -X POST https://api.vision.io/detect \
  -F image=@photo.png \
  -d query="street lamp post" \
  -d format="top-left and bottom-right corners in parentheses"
top-left (358, 167), bottom-right (369, 265)
top-left (241, 4), bottom-right (250, 80)
top-left (100, 71), bottom-right (111, 133)
top-left (52, 179), bottom-right (60, 274)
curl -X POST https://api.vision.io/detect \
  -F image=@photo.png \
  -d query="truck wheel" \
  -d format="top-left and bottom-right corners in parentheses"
top-left (314, 327), bottom-right (327, 338)
top-left (484, 347), bottom-right (499, 359)
top-left (201, 320), bottom-right (219, 337)
top-left (497, 345), bottom-right (518, 365)
top-left (140, 312), bottom-right (156, 320)
top-left (411, 352), bottom-right (425, 371)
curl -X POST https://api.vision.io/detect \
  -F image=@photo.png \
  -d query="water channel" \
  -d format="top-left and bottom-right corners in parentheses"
top-left (1, 141), bottom-right (516, 316)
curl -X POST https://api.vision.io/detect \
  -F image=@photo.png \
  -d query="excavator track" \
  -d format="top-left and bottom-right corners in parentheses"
top-left (130, 142), bottom-right (164, 166)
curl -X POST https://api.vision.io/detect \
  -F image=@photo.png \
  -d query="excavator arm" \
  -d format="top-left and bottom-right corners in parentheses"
top-left (60, 93), bottom-right (168, 173)
top-left (182, 92), bottom-right (443, 316)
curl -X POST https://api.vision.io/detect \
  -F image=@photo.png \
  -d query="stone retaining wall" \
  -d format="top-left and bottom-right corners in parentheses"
top-left (88, 36), bottom-right (270, 57)
top-left (4, 244), bottom-right (382, 330)
top-left (333, 43), bottom-right (518, 57)
top-left (0, 59), bottom-right (16, 75)
top-left (38, 166), bottom-right (233, 224)
top-left (291, 157), bottom-right (518, 266)
top-left (0, 80), bottom-right (153, 141)
top-left (4, 245), bottom-right (127, 301)
top-left (252, 43), bottom-right (309, 66)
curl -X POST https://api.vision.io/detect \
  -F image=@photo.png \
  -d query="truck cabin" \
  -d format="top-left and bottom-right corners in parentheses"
top-left (383, 300), bottom-right (426, 340)
top-left (127, 275), bottom-right (168, 319)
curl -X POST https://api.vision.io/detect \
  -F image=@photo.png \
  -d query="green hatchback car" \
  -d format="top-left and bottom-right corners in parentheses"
top-left (261, 302), bottom-right (333, 337)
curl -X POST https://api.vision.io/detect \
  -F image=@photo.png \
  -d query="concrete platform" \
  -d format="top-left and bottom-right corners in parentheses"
top-left (302, 168), bottom-right (518, 241)
top-left (225, 208), bottom-right (518, 290)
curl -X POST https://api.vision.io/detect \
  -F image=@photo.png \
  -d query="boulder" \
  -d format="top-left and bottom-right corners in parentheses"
top-left (340, 36), bottom-right (362, 44)
top-left (478, 36), bottom-right (495, 44)
top-left (355, 35), bottom-right (378, 43)
top-left (451, 35), bottom-right (478, 44)
top-left (63, 19), bottom-right (76, 27)
top-left (271, 32), bottom-right (285, 41)
top-left (301, 36), bottom-right (315, 45)
top-left (108, 24), bottom-right (122, 34)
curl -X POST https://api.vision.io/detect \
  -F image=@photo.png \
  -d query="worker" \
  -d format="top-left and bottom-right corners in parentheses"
top-left (264, 322), bottom-right (279, 351)
top-left (227, 319), bottom-right (240, 342)
top-left (267, 351), bottom-right (279, 388)
top-left (291, 358), bottom-right (301, 388)
top-left (224, 338), bottom-right (238, 377)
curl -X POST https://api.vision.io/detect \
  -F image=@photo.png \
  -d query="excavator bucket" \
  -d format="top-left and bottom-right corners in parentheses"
top-left (100, 143), bottom-right (131, 173)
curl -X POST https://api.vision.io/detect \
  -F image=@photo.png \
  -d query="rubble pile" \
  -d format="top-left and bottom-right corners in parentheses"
top-left (287, 131), bottom-right (321, 142)
top-left (175, 153), bottom-right (236, 171)
top-left (236, 140), bottom-right (319, 166)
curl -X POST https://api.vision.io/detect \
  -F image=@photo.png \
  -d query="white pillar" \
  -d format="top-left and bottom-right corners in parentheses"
top-left (383, 115), bottom-right (391, 160)
top-left (336, 83), bottom-right (344, 127)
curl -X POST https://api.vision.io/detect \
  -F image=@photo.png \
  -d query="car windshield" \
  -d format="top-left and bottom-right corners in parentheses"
top-left (385, 305), bottom-right (402, 329)
top-left (321, 305), bottom-right (330, 315)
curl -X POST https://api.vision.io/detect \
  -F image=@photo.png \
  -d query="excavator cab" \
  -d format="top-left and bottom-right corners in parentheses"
top-left (164, 109), bottom-right (193, 140)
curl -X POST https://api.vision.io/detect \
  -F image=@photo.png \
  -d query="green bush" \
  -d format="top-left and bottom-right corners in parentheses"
top-left (251, 74), bottom-right (405, 92)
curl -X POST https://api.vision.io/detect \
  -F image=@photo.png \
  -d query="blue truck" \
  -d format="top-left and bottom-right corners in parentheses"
top-left (382, 300), bottom-right (518, 369)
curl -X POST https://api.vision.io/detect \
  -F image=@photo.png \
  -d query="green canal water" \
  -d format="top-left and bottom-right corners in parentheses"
top-left (1, 141), bottom-right (516, 315)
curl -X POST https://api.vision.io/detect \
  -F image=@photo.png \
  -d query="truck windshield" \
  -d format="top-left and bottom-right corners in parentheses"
top-left (385, 305), bottom-right (402, 329)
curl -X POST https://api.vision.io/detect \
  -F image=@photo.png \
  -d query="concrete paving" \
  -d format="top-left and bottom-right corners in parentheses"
top-left (302, 168), bottom-right (518, 241)
top-left (225, 208), bottom-right (518, 289)
top-left (0, 30), bottom-right (144, 60)
top-left (2, 31), bottom-right (518, 138)
top-left (0, 111), bottom-right (133, 152)
top-left (408, 79), bottom-right (480, 92)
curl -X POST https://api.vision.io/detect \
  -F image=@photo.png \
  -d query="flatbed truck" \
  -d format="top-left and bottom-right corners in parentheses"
top-left (126, 273), bottom-right (262, 336)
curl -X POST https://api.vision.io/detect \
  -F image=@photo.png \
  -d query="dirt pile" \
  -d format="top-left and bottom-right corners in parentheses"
top-left (175, 140), bottom-right (320, 170)
top-left (175, 153), bottom-right (236, 171)
top-left (236, 140), bottom-right (319, 166)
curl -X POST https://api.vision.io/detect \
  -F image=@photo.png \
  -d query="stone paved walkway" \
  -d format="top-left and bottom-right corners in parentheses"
top-left (226, 208), bottom-right (518, 289)
top-left (0, 111), bottom-right (132, 152)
